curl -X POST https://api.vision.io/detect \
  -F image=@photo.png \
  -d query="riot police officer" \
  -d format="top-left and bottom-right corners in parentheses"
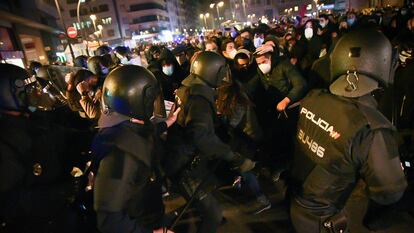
top-left (91, 65), bottom-right (173, 233)
top-left (0, 64), bottom-right (82, 233)
top-left (87, 55), bottom-right (112, 87)
top-left (74, 55), bottom-right (89, 69)
top-left (290, 29), bottom-right (407, 233)
top-left (165, 51), bottom-right (255, 233)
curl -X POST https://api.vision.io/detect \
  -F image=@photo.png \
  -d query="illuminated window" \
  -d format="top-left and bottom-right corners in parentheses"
top-left (307, 4), bottom-right (312, 10)
top-left (101, 17), bottom-right (112, 25)
top-left (294, 6), bottom-right (298, 11)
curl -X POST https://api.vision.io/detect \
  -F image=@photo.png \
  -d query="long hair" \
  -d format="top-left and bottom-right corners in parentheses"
top-left (216, 80), bottom-right (252, 118)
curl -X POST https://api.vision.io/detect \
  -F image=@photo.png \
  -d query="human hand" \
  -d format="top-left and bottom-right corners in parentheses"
top-left (85, 171), bottom-right (94, 191)
top-left (165, 103), bottom-right (181, 128)
top-left (255, 44), bottom-right (274, 55)
top-left (94, 89), bottom-right (102, 103)
top-left (76, 81), bottom-right (89, 96)
top-left (65, 73), bottom-right (73, 84)
top-left (276, 97), bottom-right (290, 112)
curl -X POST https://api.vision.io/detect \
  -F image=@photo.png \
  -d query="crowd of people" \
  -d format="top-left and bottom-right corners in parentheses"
top-left (1, 5), bottom-right (414, 233)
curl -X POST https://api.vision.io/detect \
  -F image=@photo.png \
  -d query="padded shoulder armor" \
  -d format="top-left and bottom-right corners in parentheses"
top-left (357, 101), bottom-right (396, 131)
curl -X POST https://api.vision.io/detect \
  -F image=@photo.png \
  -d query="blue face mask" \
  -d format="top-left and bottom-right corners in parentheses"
top-left (347, 18), bottom-right (355, 26)
top-left (162, 65), bottom-right (174, 76)
top-left (254, 37), bottom-right (264, 48)
top-left (101, 66), bottom-right (109, 75)
top-left (28, 106), bottom-right (37, 112)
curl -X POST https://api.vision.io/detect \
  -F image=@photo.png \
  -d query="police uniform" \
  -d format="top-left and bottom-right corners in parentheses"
top-left (0, 64), bottom-right (80, 233)
top-left (164, 52), bottom-right (254, 233)
top-left (91, 65), bottom-right (166, 233)
top-left (290, 90), bottom-right (407, 233)
top-left (290, 29), bottom-right (407, 233)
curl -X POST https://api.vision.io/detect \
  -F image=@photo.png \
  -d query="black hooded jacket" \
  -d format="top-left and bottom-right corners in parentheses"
top-left (152, 49), bottom-right (185, 101)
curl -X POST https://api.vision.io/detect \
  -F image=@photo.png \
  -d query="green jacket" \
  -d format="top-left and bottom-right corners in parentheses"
top-left (257, 59), bottom-right (307, 104)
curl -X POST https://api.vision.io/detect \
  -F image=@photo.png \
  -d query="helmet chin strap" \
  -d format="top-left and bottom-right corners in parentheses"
top-left (345, 70), bottom-right (359, 92)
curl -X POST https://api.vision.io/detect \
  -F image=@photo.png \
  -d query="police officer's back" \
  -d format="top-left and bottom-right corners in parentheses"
top-left (91, 65), bottom-right (172, 233)
top-left (165, 52), bottom-right (255, 233)
top-left (290, 29), bottom-right (407, 233)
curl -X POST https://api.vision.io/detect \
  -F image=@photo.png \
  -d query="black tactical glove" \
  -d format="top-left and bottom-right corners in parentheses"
top-left (231, 153), bottom-right (255, 173)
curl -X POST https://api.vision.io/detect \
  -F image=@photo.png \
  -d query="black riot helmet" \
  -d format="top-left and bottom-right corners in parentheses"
top-left (95, 45), bottom-right (112, 56)
top-left (28, 65), bottom-right (69, 111)
top-left (0, 63), bottom-right (31, 112)
top-left (190, 51), bottom-right (230, 88)
top-left (74, 55), bottom-right (88, 68)
top-left (114, 46), bottom-right (130, 57)
top-left (330, 29), bottom-right (393, 98)
top-left (87, 56), bottom-right (110, 76)
top-left (102, 65), bottom-right (163, 121)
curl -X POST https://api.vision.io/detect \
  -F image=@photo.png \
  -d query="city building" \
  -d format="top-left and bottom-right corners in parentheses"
top-left (59, 0), bottom-right (123, 51)
top-left (166, 0), bottom-right (183, 32)
top-left (118, 0), bottom-right (171, 39)
top-left (334, 0), bottom-right (404, 10)
top-left (277, 0), bottom-right (405, 15)
top-left (0, 0), bottom-right (64, 66)
top-left (220, 0), bottom-right (277, 25)
top-left (115, 0), bottom-right (191, 43)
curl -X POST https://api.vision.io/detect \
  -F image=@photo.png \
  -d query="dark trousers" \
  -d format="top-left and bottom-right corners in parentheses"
top-left (193, 193), bottom-right (222, 233)
top-left (290, 199), bottom-right (348, 233)
top-left (261, 106), bottom-right (299, 171)
top-left (242, 171), bottom-right (263, 198)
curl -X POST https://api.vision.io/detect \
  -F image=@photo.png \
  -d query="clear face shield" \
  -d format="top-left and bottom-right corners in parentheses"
top-left (27, 66), bottom-right (81, 111)
top-left (26, 78), bottom-right (62, 111)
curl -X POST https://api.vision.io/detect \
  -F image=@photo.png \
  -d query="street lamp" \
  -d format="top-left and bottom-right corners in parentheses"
top-left (217, 1), bottom-right (224, 20)
top-left (89, 14), bottom-right (101, 45)
top-left (200, 13), bottom-right (210, 29)
top-left (77, 0), bottom-right (89, 56)
top-left (241, 0), bottom-right (247, 20)
top-left (210, 1), bottom-right (224, 23)
top-left (313, 0), bottom-right (319, 17)
top-left (97, 24), bottom-right (103, 41)
top-left (247, 14), bottom-right (256, 22)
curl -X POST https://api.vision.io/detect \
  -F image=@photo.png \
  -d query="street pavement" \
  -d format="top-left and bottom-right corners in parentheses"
top-left (164, 177), bottom-right (414, 233)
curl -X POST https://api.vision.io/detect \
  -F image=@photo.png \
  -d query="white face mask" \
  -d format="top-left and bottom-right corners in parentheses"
top-left (228, 49), bottom-right (237, 59)
top-left (254, 37), bottom-right (264, 48)
top-left (120, 57), bottom-right (129, 64)
top-left (304, 28), bottom-right (313, 40)
top-left (258, 62), bottom-right (271, 74)
top-left (162, 65), bottom-right (174, 76)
